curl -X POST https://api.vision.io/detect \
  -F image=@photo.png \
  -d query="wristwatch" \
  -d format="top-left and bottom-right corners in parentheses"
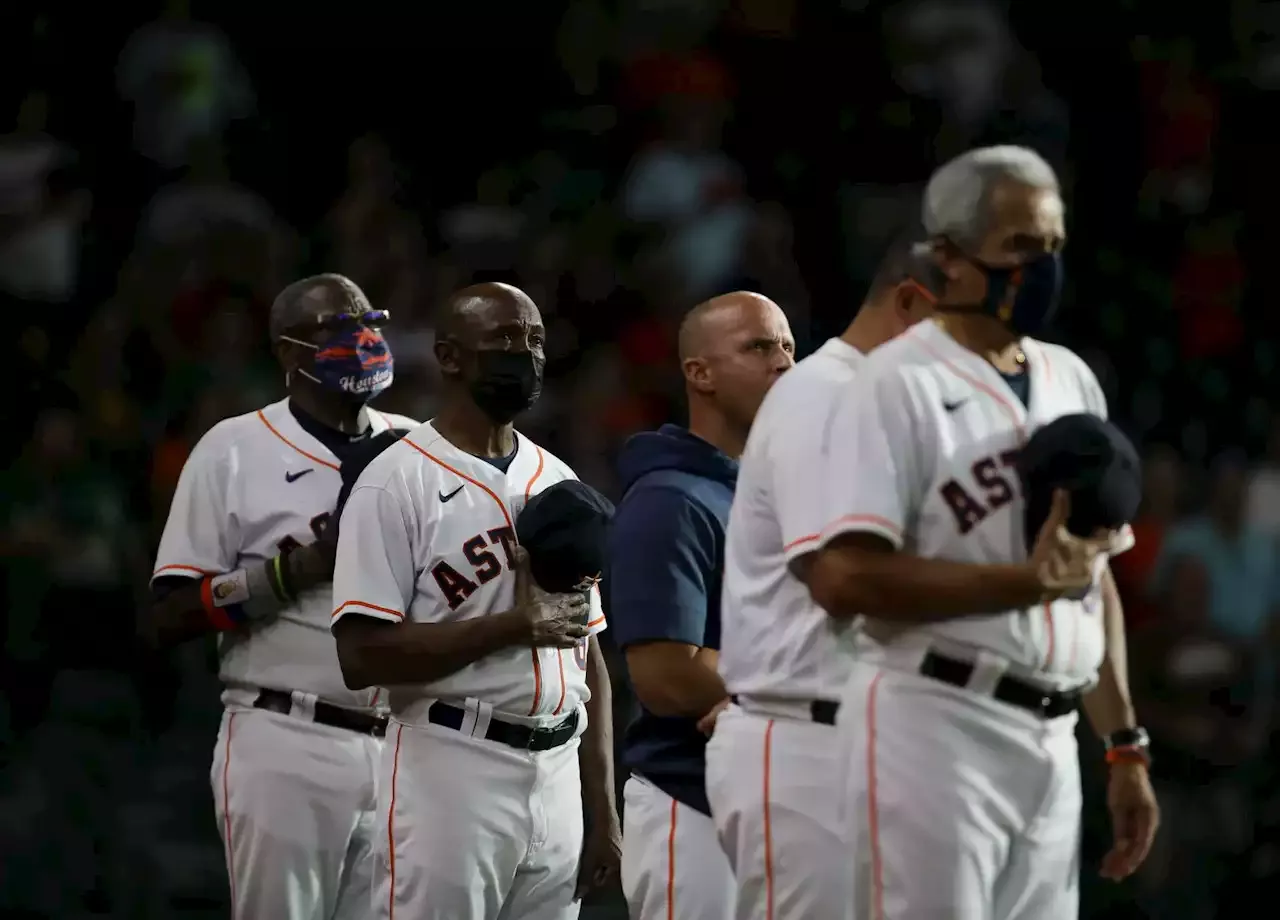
top-left (1103, 727), bottom-right (1152, 767)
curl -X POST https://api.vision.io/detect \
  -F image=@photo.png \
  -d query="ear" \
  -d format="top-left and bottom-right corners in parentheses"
top-left (434, 337), bottom-right (462, 376)
top-left (274, 339), bottom-right (300, 374)
top-left (895, 282), bottom-right (930, 325)
top-left (682, 356), bottom-right (714, 394)
top-left (928, 238), bottom-right (966, 282)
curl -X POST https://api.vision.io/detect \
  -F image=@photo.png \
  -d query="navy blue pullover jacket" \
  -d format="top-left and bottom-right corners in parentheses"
top-left (607, 423), bottom-right (738, 816)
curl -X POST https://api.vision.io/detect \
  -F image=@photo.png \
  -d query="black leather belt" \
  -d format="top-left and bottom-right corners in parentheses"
top-left (254, 688), bottom-right (388, 737)
top-left (427, 702), bottom-right (579, 751)
top-left (919, 652), bottom-right (1082, 719)
top-left (729, 695), bottom-right (840, 725)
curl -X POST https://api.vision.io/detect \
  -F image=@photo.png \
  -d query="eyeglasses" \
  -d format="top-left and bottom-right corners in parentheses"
top-left (284, 309), bottom-right (391, 336)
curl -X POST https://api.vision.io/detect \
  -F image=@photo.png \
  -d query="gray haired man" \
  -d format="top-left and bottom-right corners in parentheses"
top-left (801, 146), bottom-right (1159, 919)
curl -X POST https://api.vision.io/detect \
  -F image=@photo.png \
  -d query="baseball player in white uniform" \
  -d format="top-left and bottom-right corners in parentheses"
top-left (329, 282), bottom-right (622, 920)
top-left (149, 274), bottom-right (418, 920)
top-left (704, 245), bottom-right (939, 920)
top-left (802, 147), bottom-right (1160, 918)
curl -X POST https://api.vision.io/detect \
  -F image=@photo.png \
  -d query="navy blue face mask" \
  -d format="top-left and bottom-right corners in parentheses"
top-left (281, 310), bottom-right (395, 400)
top-left (941, 250), bottom-right (1064, 336)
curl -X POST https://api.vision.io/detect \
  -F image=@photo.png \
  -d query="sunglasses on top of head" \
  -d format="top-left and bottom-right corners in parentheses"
top-left (286, 309), bottom-right (391, 337)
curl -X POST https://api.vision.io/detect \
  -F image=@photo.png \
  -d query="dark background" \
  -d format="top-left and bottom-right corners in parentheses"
top-left (2, 0), bottom-right (1278, 917)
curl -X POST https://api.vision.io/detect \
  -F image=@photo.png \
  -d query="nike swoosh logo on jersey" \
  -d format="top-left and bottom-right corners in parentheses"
top-left (943, 398), bottom-right (969, 413)
top-left (439, 485), bottom-right (464, 503)
top-left (285, 468), bottom-right (314, 483)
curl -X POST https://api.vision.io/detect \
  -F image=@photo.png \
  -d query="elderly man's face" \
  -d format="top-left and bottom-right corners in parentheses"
top-left (942, 180), bottom-right (1066, 308)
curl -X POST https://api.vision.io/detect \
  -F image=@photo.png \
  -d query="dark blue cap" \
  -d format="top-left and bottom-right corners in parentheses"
top-left (516, 480), bottom-right (616, 593)
top-left (1016, 413), bottom-right (1142, 550)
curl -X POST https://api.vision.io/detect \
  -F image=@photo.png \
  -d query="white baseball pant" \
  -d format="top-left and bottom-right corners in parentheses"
top-left (377, 716), bottom-right (584, 920)
top-left (840, 660), bottom-right (1081, 920)
top-left (621, 775), bottom-right (735, 920)
top-left (211, 706), bottom-right (381, 920)
top-left (705, 704), bottom-right (853, 920)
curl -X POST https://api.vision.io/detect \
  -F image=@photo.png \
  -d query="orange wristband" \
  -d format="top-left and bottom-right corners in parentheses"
top-left (1105, 745), bottom-right (1150, 767)
top-left (201, 576), bottom-right (241, 631)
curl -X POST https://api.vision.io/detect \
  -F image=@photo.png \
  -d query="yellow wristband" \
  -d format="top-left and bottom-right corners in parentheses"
top-left (269, 554), bottom-right (293, 603)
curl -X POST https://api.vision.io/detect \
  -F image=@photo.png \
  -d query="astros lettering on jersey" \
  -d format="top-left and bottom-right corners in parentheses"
top-left (820, 319), bottom-right (1133, 684)
top-left (152, 397), bottom-right (418, 708)
top-left (330, 420), bottom-right (607, 723)
top-left (825, 319), bottom-right (1133, 920)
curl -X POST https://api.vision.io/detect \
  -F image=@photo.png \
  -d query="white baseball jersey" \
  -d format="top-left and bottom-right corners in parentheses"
top-left (718, 337), bottom-right (868, 701)
top-left (819, 320), bottom-right (1133, 687)
top-left (152, 397), bottom-right (418, 709)
top-left (330, 421), bottom-right (608, 725)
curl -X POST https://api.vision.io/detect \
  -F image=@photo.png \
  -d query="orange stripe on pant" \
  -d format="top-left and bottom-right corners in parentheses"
top-left (221, 713), bottom-right (238, 917)
top-left (761, 719), bottom-right (776, 920)
top-left (387, 724), bottom-right (404, 919)
top-left (666, 797), bottom-right (678, 920)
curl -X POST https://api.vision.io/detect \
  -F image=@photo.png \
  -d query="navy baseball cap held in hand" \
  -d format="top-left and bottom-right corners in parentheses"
top-left (516, 480), bottom-right (616, 593)
top-left (1016, 413), bottom-right (1142, 551)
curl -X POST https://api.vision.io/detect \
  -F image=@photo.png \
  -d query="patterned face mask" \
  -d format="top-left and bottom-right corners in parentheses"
top-left (281, 310), bottom-right (395, 399)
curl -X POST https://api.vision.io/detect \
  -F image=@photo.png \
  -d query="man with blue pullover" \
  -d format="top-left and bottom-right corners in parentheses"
top-left (609, 292), bottom-right (795, 920)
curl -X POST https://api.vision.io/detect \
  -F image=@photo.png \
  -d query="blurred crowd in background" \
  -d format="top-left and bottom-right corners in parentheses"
top-left (1, 0), bottom-right (1278, 917)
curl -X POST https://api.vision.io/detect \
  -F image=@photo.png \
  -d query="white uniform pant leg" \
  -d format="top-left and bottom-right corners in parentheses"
top-left (501, 737), bottom-right (584, 920)
top-left (705, 706), bottom-right (851, 920)
top-left (621, 776), bottom-right (736, 920)
top-left (211, 709), bottom-right (380, 920)
top-left (840, 661), bottom-right (1081, 920)
top-left (377, 721), bottom-right (583, 920)
top-left (333, 776), bottom-right (382, 920)
top-left (992, 726), bottom-right (1081, 920)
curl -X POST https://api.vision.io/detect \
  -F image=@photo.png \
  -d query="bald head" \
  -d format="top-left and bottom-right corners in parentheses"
top-left (270, 273), bottom-right (372, 341)
top-left (435, 282), bottom-right (538, 343)
top-left (433, 282), bottom-right (547, 411)
top-left (679, 291), bottom-right (794, 439)
top-left (678, 291), bottom-right (782, 361)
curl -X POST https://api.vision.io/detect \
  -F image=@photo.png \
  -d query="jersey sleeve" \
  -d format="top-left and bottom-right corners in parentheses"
top-left (151, 429), bottom-right (238, 582)
top-left (1069, 351), bottom-right (1136, 557)
top-left (770, 386), bottom-right (857, 563)
top-left (789, 367), bottom-right (923, 557)
top-left (606, 486), bottom-right (712, 649)
top-left (1068, 349), bottom-right (1110, 420)
top-left (331, 483), bottom-right (416, 626)
top-left (586, 583), bottom-right (607, 635)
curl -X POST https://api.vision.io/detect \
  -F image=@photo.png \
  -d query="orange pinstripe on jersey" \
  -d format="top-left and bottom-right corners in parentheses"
top-left (331, 599), bottom-right (406, 621)
top-left (152, 563), bottom-right (216, 578)
top-left (522, 447), bottom-right (549, 714)
top-left (257, 410), bottom-right (341, 471)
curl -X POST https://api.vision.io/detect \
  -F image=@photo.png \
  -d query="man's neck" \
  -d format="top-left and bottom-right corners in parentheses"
top-left (840, 302), bottom-right (898, 355)
top-left (933, 314), bottom-right (1024, 373)
top-left (433, 400), bottom-right (516, 457)
top-left (687, 403), bottom-right (746, 459)
top-left (287, 385), bottom-right (367, 434)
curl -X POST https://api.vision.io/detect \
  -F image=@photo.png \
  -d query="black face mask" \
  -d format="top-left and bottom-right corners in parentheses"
top-left (463, 349), bottom-right (544, 423)
top-left (936, 247), bottom-right (1064, 336)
